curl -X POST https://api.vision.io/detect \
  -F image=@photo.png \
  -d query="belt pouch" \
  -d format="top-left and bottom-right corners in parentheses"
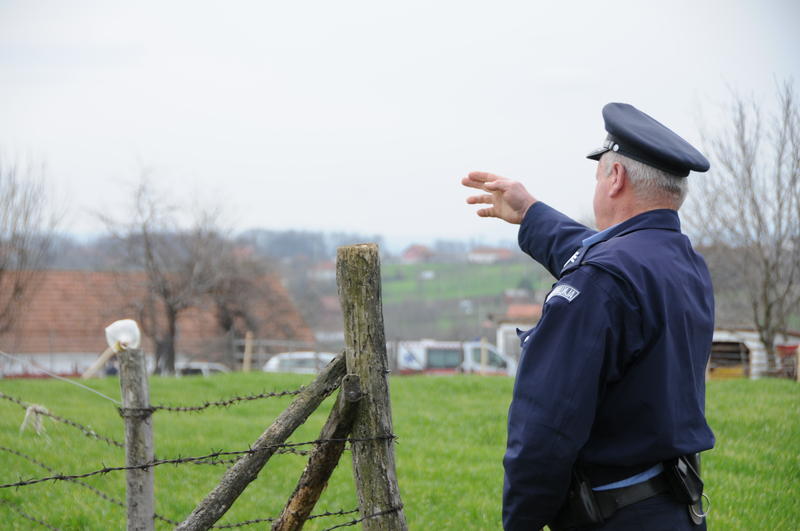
top-left (552, 469), bottom-right (605, 529)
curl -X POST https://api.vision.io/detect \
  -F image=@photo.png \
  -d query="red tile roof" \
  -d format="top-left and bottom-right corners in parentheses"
top-left (506, 303), bottom-right (542, 321)
top-left (0, 270), bottom-right (312, 356)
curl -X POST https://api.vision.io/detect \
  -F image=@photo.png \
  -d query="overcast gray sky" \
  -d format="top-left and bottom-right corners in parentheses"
top-left (2, 0), bottom-right (798, 249)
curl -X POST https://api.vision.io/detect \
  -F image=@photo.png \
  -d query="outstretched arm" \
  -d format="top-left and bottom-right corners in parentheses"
top-left (462, 171), bottom-right (537, 224)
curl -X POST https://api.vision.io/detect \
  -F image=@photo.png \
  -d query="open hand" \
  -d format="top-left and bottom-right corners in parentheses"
top-left (462, 171), bottom-right (537, 225)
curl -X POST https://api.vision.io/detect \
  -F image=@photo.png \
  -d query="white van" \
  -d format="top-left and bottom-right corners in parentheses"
top-left (394, 340), bottom-right (516, 376)
top-left (262, 351), bottom-right (337, 374)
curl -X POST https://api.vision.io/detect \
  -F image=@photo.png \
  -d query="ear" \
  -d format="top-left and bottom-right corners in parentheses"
top-left (607, 162), bottom-right (627, 197)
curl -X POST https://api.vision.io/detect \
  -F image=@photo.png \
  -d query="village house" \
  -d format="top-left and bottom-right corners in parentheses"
top-left (401, 245), bottom-right (434, 264)
top-left (0, 270), bottom-right (312, 377)
top-left (467, 247), bottom-right (514, 265)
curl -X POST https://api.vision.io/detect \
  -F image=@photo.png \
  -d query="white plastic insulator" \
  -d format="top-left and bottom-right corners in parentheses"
top-left (105, 319), bottom-right (142, 352)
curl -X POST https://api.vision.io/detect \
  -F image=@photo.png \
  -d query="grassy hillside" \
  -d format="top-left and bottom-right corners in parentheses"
top-left (380, 262), bottom-right (551, 304)
top-left (1, 375), bottom-right (798, 529)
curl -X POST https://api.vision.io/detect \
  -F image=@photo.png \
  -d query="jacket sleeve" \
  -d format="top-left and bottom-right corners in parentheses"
top-left (518, 202), bottom-right (596, 278)
top-left (502, 266), bottom-right (630, 531)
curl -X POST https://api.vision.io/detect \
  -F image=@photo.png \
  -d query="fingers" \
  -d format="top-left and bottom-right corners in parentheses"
top-left (467, 171), bottom-right (501, 182)
top-left (466, 194), bottom-right (494, 205)
top-left (476, 207), bottom-right (496, 218)
top-left (484, 180), bottom-right (511, 192)
top-left (461, 171), bottom-right (504, 190)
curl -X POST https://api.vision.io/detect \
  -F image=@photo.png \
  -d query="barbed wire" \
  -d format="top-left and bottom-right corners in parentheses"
top-left (319, 505), bottom-right (404, 531)
top-left (210, 508), bottom-right (361, 529)
top-left (0, 498), bottom-right (61, 531)
top-left (0, 392), bottom-right (125, 448)
top-left (191, 446), bottom-right (312, 466)
top-left (0, 446), bottom-right (125, 509)
top-left (0, 435), bottom-right (396, 490)
top-left (0, 446), bottom-right (182, 526)
top-left (117, 387), bottom-right (306, 418)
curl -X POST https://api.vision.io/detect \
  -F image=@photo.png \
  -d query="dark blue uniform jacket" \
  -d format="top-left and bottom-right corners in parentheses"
top-left (503, 202), bottom-right (715, 531)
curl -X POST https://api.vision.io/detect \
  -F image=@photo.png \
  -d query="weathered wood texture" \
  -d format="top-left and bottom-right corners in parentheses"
top-left (272, 374), bottom-right (363, 531)
top-left (118, 348), bottom-right (155, 531)
top-left (176, 355), bottom-right (346, 531)
top-left (337, 244), bottom-right (407, 530)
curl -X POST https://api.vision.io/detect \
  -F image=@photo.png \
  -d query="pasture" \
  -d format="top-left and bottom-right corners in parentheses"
top-left (0, 374), bottom-right (798, 529)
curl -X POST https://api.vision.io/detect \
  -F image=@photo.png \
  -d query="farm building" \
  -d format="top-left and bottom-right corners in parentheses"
top-left (709, 328), bottom-right (799, 379)
top-left (0, 270), bottom-right (312, 377)
top-left (494, 313), bottom-right (799, 380)
top-left (494, 303), bottom-right (543, 363)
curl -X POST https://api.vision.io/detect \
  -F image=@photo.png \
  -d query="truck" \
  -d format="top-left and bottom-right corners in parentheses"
top-left (392, 339), bottom-right (517, 376)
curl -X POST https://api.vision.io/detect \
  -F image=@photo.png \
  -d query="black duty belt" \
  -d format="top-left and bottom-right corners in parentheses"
top-left (554, 473), bottom-right (670, 530)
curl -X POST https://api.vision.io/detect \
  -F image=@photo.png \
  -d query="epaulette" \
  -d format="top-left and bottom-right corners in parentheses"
top-left (559, 238), bottom-right (612, 278)
top-left (559, 246), bottom-right (589, 278)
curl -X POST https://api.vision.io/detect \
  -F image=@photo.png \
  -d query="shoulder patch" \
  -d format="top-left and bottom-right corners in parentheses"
top-left (546, 284), bottom-right (581, 303)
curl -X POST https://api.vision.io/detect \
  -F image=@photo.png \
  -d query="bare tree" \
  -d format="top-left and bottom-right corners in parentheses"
top-left (0, 159), bottom-right (58, 333)
top-left (686, 81), bottom-right (800, 369)
top-left (104, 180), bottom-right (228, 375)
top-left (209, 244), bottom-right (272, 336)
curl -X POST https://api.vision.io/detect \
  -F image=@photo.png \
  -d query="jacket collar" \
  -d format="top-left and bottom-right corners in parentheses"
top-left (581, 209), bottom-right (681, 247)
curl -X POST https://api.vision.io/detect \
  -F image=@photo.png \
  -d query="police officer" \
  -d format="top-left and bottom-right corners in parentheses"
top-left (462, 103), bottom-right (715, 531)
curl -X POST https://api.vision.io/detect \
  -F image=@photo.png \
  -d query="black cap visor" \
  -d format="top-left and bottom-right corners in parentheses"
top-left (586, 147), bottom-right (609, 161)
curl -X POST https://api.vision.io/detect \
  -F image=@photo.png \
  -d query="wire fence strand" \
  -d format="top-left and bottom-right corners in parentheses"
top-left (0, 446), bottom-right (182, 526)
top-left (0, 350), bottom-right (121, 405)
top-left (118, 387), bottom-right (306, 417)
top-left (211, 508), bottom-right (361, 529)
top-left (0, 498), bottom-right (61, 531)
top-left (0, 392), bottom-right (125, 448)
top-left (0, 435), bottom-right (396, 490)
top-left (191, 445), bottom-right (312, 466)
top-left (319, 505), bottom-right (404, 531)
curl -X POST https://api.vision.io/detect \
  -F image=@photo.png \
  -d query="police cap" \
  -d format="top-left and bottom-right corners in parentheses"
top-left (586, 102), bottom-right (710, 177)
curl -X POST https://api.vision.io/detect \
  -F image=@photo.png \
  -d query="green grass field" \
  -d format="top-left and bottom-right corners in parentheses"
top-left (1, 375), bottom-right (798, 530)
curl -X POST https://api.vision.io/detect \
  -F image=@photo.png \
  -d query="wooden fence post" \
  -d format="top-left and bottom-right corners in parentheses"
top-left (118, 348), bottom-right (155, 531)
top-left (796, 345), bottom-right (799, 383)
top-left (272, 374), bottom-right (363, 531)
top-left (337, 244), bottom-right (407, 530)
top-left (242, 331), bottom-right (254, 373)
top-left (176, 356), bottom-right (346, 531)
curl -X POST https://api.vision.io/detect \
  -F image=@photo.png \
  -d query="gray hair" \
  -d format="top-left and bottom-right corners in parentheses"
top-left (602, 151), bottom-right (688, 208)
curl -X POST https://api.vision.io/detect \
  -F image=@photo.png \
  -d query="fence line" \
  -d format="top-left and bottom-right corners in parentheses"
top-left (0, 391), bottom-right (125, 448)
top-left (1, 244), bottom-right (408, 529)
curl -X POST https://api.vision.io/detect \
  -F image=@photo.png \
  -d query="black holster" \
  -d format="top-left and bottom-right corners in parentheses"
top-left (664, 454), bottom-right (703, 505)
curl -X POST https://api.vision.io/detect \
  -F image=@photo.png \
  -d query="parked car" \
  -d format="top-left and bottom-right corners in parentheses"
top-left (175, 361), bottom-right (231, 377)
top-left (262, 351), bottom-right (337, 374)
top-left (394, 339), bottom-right (517, 376)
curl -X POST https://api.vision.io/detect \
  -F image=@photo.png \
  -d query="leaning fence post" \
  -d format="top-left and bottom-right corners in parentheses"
top-left (337, 243), bottom-right (407, 530)
top-left (118, 347), bottom-right (155, 531)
